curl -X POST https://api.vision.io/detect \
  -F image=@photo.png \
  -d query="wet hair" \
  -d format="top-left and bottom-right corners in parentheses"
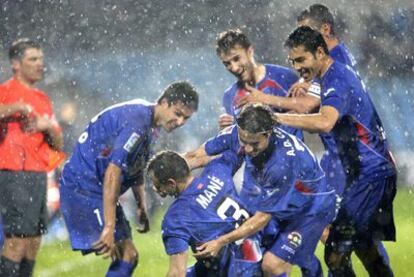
top-left (284, 26), bottom-right (329, 55)
top-left (9, 38), bottom-right (41, 61)
top-left (297, 4), bottom-right (335, 35)
top-left (157, 81), bottom-right (199, 111)
top-left (216, 28), bottom-right (251, 55)
top-left (236, 104), bottom-right (274, 133)
top-left (146, 150), bottom-right (190, 186)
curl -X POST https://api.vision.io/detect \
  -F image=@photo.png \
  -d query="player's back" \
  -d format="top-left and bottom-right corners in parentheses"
top-left (162, 153), bottom-right (249, 249)
top-left (61, 99), bottom-right (154, 195)
top-left (330, 42), bottom-right (357, 69)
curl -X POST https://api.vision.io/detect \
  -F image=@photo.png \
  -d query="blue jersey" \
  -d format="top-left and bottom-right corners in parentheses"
top-left (320, 61), bottom-right (396, 186)
top-left (205, 125), bottom-right (335, 220)
top-left (329, 43), bottom-right (357, 69)
top-left (223, 64), bottom-right (303, 140)
top-left (162, 151), bottom-right (251, 255)
top-left (61, 99), bottom-right (159, 196)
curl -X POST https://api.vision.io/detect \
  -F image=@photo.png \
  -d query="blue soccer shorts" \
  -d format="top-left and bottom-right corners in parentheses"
top-left (60, 184), bottom-right (132, 252)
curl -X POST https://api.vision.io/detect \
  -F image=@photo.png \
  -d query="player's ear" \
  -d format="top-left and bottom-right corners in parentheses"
top-left (166, 178), bottom-right (177, 188)
top-left (11, 58), bottom-right (20, 72)
top-left (316, 46), bottom-right (325, 59)
top-left (247, 46), bottom-right (254, 58)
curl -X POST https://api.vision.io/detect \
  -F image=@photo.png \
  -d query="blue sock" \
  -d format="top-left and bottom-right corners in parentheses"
top-left (106, 260), bottom-right (136, 277)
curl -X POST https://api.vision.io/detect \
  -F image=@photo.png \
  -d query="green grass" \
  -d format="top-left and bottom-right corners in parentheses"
top-left (35, 187), bottom-right (414, 276)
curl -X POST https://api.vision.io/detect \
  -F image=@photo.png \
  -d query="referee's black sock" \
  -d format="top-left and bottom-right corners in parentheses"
top-left (0, 255), bottom-right (20, 277)
top-left (19, 258), bottom-right (35, 277)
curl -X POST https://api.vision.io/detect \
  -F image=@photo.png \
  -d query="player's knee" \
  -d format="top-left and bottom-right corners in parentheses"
top-left (124, 246), bottom-right (139, 266)
top-left (3, 237), bottom-right (27, 260)
top-left (261, 252), bottom-right (289, 275)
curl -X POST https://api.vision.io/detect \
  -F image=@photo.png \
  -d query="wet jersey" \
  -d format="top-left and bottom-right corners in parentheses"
top-left (205, 126), bottom-right (335, 220)
top-left (320, 61), bottom-right (396, 187)
top-left (61, 99), bottom-right (159, 196)
top-left (162, 151), bottom-right (253, 256)
top-left (329, 43), bottom-right (357, 69)
top-left (222, 64), bottom-right (303, 140)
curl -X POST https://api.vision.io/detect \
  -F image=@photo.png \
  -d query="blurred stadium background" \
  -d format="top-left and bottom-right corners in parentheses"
top-left (0, 0), bottom-right (413, 276)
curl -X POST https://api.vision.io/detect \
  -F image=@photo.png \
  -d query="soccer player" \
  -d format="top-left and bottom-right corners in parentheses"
top-left (147, 150), bottom-right (262, 277)
top-left (289, 3), bottom-right (357, 97)
top-left (275, 26), bottom-right (397, 276)
top-left (216, 29), bottom-right (311, 139)
top-left (0, 39), bottom-right (64, 276)
top-left (193, 104), bottom-right (336, 277)
top-left (295, 4), bottom-right (393, 271)
top-left (59, 81), bottom-right (198, 276)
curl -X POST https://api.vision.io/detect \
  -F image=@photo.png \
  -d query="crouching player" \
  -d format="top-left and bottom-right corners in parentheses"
top-left (59, 82), bottom-right (198, 276)
top-left (191, 104), bottom-right (337, 276)
top-left (147, 150), bottom-right (263, 277)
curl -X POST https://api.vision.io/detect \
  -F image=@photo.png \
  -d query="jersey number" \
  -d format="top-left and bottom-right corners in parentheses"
top-left (94, 208), bottom-right (103, 227)
top-left (216, 197), bottom-right (249, 229)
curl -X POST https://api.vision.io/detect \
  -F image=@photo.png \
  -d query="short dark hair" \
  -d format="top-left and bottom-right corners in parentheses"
top-left (216, 28), bottom-right (251, 55)
top-left (9, 38), bottom-right (41, 61)
top-left (157, 81), bottom-right (199, 111)
top-left (297, 4), bottom-right (335, 35)
top-left (146, 150), bottom-right (190, 186)
top-left (284, 26), bottom-right (329, 55)
top-left (236, 104), bottom-right (274, 133)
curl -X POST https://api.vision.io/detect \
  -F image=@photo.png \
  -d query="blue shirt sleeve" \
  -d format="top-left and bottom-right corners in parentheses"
top-left (207, 150), bottom-right (243, 176)
top-left (162, 213), bottom-right (191, 255)
top-left (204, 125), bottom-right (238, 156)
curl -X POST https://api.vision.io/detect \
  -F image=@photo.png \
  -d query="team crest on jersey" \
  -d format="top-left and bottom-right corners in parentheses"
top-left (123, 132), bottom-right (140, 152)
top-left (287, 231), bottom-right (302, 248)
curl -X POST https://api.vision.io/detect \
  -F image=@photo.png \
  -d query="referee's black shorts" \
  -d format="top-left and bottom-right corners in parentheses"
top-left (0, 170), bottom-right (48, 237)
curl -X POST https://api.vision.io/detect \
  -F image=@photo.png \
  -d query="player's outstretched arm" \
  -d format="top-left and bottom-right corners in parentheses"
top-left (183, 144), bottom-right (214, 170)
top-left (238, 84), bottom-right (320, 114)
top-left (93, 163), bottom-right (122, 259)
top-left (194, 211), bottom-right (271, 258)
top-left (273, 105), bottom-right (339, 133)
top-left (167, 251), bottom-right (188, 277)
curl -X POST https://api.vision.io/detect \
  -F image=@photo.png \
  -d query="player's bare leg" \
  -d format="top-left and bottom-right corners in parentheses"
top-left (261, 252), bottom-right (292, 277)
top-left (106, 239), bottom-right (138, 277)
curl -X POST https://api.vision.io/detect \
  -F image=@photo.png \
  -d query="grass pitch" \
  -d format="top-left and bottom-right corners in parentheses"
top-left (35, 186), bottom-right (414, 276)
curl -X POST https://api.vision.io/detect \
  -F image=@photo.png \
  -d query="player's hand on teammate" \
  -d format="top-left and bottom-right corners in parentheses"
top-left (218, 113), bottom-right (234, 129)
top-left (136, 207), bottom-right (150, 233)
top-left (288, 79), bottom-right (310, 97)
top-left (92, 225), bottom-right (120, 260)
top-left (237, 84), bottom-right (267, 107)
top-left (194, 239), bottom-right (225, 258)
top-left (271, 113), bottom-right (282, 125)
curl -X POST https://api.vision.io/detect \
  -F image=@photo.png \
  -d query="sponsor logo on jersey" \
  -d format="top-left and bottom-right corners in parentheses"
top-left (287, 231), bottom-right (302, 248)
top-left (123, 132), bottom-right (140, 152)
